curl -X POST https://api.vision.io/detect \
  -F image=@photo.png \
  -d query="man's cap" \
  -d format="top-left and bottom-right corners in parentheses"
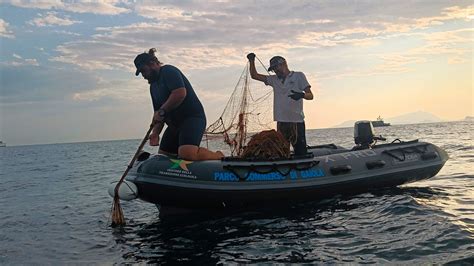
top-left (134, 52), bottom-right (157, 76)
top-left (268, 56), bottom-right (286, 71)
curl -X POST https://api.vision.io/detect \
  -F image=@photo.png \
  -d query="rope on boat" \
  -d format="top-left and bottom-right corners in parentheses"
top-left (382, 144), bottom-right (430, 162)
top-left (224, 159), bottom-right (319, 181)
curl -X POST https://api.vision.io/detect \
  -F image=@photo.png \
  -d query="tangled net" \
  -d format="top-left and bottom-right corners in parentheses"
top-left (241, 130), bottom-right (290, 160)
top-left (205, 60), bottom-right (274, 157)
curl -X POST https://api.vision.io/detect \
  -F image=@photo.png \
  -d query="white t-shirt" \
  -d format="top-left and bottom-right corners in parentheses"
top-left (265, 71), bottom-right (311, 122)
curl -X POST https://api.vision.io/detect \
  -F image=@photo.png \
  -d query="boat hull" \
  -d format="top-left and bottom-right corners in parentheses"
top-left (126, 141), bottom-right (448, 210)
top-left (371, 121), bottom-right (391, 127)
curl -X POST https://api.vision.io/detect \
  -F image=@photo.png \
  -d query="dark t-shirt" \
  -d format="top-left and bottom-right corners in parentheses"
top-left (149, 65), bottom-right (205, 127)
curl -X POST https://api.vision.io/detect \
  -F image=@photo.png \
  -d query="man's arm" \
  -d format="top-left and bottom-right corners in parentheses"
top-left (247, 53), bottom-right (267, 82)
top-left (149, 88), bottom-right (186, 146)
top-left (303, 86), bottom-right (314, 100)
top-left (301, 72), bottom-right (313, 100)
top-left (160, 87), bottom-right (186, 112)
top-left (149, 120), bottom-right (165, 146)
top-left (153, 87), bottom-right (186, 123)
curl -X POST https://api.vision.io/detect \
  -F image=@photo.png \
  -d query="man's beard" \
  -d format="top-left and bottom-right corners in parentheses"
top-left (147, 69), bottom-right (160, 84)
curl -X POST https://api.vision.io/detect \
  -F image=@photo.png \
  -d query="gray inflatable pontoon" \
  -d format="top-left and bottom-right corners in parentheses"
top-left (122, 121), bottom-right (448, 212)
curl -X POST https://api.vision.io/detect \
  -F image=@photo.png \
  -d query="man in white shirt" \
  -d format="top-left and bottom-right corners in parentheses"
top-left (247, 53), bottom-right (314, 156)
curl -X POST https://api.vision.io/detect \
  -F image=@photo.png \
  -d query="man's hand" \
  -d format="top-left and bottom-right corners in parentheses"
top-left (152, 111), bottom-right (164, 124)
top-left (149, 132), bottom-right (160, 146)
top-left (247, 53), bottom-right (256, 61)
top-left (288, 90), bottom-right (305, 100)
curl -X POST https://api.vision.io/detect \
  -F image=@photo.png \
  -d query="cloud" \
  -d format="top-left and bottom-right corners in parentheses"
top-left (411, 5), bottom-right (474, 29)
top-left (10, 59), bottom-right (40, 66)
top-left (60, 1), bottom-right (130, 15)
top-left (45, 3), bottom-right (472, 76)
top-left (448, 57), bottom-right (467, 64)
top-left (372, 54), bottom-right (427, 74)
top-left (28, 11), bottom-right (82, 27)
top-left (72, 78), bottom-right (146, 104)
top-left (50, 41), bottom-right (138, 71)
top-left (134, 5), bottom-right (188, 21)
top-left (2, 53), bottom-right (40, 66)
top-left (0, 64), bottom-right (99, 104)
top-left (422, 28), bottom-right (473, 46)
top-left (9, 0), bottom-right (130, 15)
top-left (53, 30), bottom-right (81, 36)
top-left (297, 27), bottom-right (383, 47)
top-left (18, 1), bottom-right (469, 106)
top-left (298, 5), bottom-right (474, 47)
top-left (0, 19), bottom-right (14, 38)
top-left (134, 4), bottom-right (227, 21)
top-left (393, 28), bottom-right (474, 65)
top-left (314, 27), bottom-right (473, 80)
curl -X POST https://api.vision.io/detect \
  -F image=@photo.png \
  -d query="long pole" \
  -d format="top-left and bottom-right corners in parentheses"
top-left (110, 123), bottom-right (154, 227)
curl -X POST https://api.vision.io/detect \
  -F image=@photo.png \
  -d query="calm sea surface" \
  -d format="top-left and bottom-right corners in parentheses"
top-left (0, 121), bottom-right (472, 264)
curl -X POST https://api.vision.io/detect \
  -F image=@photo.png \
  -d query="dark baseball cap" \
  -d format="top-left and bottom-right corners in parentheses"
top-left (134, 53), bottom-right (156, 76)
top-left (268, 56), bottom-right (286, 71)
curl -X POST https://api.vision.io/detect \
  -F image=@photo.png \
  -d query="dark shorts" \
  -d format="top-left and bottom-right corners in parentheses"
top-left (159, 116), bottom-right (206, 155)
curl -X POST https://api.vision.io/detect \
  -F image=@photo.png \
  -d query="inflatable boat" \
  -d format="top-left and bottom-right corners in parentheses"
top-left (111, 121), bottom-right (448, 212)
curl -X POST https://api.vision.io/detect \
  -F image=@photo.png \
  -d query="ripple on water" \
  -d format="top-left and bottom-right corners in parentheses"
top-left (1, 123), bottom-right (473, 264)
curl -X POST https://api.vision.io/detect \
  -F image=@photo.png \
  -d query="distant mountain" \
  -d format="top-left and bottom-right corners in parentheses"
top-left (331, 111), bottom-right (444, 128)
top-left (333, 120), bottom-right (357, 128)
top-left (388, 111), bottom-right (443, 125)
top-left (464, 116), bottom-right (474, 121)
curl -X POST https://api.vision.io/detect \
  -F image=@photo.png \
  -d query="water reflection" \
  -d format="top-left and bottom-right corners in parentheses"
top-left (113, 185), bottom-right (457, 264)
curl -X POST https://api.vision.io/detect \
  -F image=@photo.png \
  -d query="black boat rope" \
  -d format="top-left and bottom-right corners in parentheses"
top-left (382, 144), bottom-right (430, 162)
top-left (224, 160), bottom-right (319, 181)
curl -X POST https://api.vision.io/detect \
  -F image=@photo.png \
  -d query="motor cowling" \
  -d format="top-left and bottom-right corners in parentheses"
top-left (354, 120), bottom-right (375, 147)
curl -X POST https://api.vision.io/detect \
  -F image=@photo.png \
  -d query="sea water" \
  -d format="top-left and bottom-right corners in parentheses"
top-left (0, 121), bottom-right (472, 264)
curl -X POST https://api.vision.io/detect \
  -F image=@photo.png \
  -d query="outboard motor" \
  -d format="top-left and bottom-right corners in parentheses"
top-left (354, 121), bottom-right (375, 148)
top-left (354, 121), bottom-right (386, 149)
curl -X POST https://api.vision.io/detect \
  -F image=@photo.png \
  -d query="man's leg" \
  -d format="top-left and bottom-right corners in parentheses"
top-left (178, 145), bottom-right (224, 161)
top-left (177, 116), bottom-right (223, 161)
top-left (277, 122), bottom-right (296, 144)
top-left (159, 125), bottom-right (178, 157)
top-left (293, 122), bottom-right (307, 156)
top-left (278, 122), bottom-right (300, 153)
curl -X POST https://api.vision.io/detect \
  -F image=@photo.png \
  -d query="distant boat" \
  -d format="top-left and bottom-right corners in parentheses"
top-left (0, 141), bottom-right (6, 147)
top-left (371, 116), bottom-right (391, 127)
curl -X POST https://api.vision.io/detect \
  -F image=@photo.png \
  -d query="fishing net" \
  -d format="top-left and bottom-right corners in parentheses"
top-left (205, 61), bottom-right (278, 157)
top-left (241, 129), bottom-right (290, 160)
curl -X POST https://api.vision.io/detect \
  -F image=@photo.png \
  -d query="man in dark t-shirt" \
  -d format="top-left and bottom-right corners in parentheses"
top-left (134, 48), bottom-right (223, 160)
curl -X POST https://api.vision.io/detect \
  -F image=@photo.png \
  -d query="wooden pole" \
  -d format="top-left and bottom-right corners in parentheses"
top-left (111, 123), bottom-right (154, 227)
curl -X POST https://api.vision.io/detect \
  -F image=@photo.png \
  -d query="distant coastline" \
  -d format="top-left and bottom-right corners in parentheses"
top-left (331, 111), bottom-right (449, 128)
top-left (3, 119), bottom-right (472, 146)
top-left (331, 118), bottom-right (469, 129)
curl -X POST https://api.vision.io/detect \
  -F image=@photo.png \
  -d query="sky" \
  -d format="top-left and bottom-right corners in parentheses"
top-left (0, 0), bottom-right (472, 146)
